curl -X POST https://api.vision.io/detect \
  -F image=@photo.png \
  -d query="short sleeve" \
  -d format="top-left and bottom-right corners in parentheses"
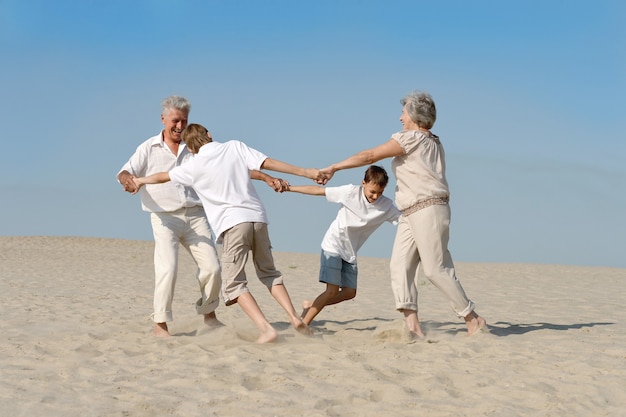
top-left (391, 130), bottom-right (421, 155)
top-left (387, 204), bottom-right (402, 226)
top-left (325, 184), bottom-right (356, 204)
top-left (236, 141), bottom-right (268, 171)
top-left (169, 164), bottom-right (194, 187)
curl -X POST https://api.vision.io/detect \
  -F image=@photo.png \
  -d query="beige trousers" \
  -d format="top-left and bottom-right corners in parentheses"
top-left (150, 206), bottom-right (221, 323)
top-left (220, 222), bottom-right (283, 306)
top-left (389, 204), bottom-right (474, 317)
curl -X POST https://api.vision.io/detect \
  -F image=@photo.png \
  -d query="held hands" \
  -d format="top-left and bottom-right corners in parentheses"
top-left (317, 166), bottom-right (335, 185)
top-left (307, 167), bottom-right (334, 185)
top-left (265, 176), bottom-right (290, 192)
top-left (119, 172), bottom-right (139, 194)
top-left (131, 177), bottom-right (145, 194)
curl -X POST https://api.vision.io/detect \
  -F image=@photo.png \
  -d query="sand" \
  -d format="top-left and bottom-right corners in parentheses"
top-left (1, 236), bottom-right (624, 416)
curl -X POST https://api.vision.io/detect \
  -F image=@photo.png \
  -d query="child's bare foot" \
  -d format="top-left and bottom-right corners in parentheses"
top-left (293, 317), bottom-right (313, 336)
top-left (256, 326), bottom-right (279, 344)
top-left (300, 300), bottom-right (312, 319)
top-left (465, 312), bottom-right (487, 336)
top-left (154, 322), bottom-right (170, 338)
top-left (203, 312), bottom-right (224, 329)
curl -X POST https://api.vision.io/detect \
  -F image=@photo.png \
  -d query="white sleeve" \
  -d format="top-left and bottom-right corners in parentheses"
top-left (116, 142), bottom-right (149, 180)
top-left (324, 184), bottom-right (355, 204)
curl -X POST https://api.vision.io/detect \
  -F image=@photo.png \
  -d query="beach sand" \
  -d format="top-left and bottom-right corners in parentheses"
top-left (1, 236), bottom-right (624, 416)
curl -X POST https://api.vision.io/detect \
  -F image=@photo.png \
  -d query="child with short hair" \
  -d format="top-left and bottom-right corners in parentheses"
top-left (286, 165), bottom-right (401, 326)
top-left (133, 123), bottom-right (323, 343)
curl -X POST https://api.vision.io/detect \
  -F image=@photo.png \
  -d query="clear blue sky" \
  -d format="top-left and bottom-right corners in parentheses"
top-left (1, 0), bottom-right (624, 268)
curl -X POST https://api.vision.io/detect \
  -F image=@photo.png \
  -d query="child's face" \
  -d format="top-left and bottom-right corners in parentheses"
top-left (362, 181), bottom-right (385, 203)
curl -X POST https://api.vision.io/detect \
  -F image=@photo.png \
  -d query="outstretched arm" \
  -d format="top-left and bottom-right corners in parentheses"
top-left (287, 185), bottom-right (326, 196)
top-left (260, 158), bottom-right (324, 183)
top-left (250, 169), bottom-right (290, 192)
top-left (132, 171), bottom-right (171, 193)
top-left (320, 139), bottom-right (403, 184)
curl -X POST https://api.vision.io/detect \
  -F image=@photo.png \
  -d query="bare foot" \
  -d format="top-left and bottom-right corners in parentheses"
top-left (256, 326), bottom-right (279, 344)
top-left (465, 312), bottom-right (487, 336)
top-left (203, 312), bottom-right (224, 329)
top-left (300, 300), bottom-right (312, 319)
top-left (402, 309), bottom-right (425, 339)
top-left (293, 317), bottom-right (313, 336)
top-left (154, 322), bottom-right (170, 338)
top-left (408, 330), bottom-right (426, 340)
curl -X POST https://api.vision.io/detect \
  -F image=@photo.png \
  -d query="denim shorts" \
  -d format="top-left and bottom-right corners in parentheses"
top-left (319, 250), bottom-right (358, 289)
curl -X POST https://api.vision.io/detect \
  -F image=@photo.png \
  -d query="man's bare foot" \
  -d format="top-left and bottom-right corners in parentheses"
top-left (203, 312), bottom-right (224, 329)
top-left (154, 322), bottom-right (170, 338)
top-left (465, 312), bottom-right (487, 336)
top-left (300, 300), bottom-right (312, 319)
top-left (256, 326), bottom-right (279, 344)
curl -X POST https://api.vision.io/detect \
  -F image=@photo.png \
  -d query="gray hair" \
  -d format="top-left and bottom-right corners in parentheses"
top-left (401, 91), bottom-right (436, 129)
top-left (161, 95), bottom-right (191, 116)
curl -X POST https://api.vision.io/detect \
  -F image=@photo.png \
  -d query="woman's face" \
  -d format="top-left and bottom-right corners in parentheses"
top-left (400, 106), bottom-right (419, 130)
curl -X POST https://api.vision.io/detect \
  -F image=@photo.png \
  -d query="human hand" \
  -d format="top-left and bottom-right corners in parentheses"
top-left (131, 177), bottom-right (145, 194)
top-left (307, 168), bottom-right (329, 185)
top-left (266, 176), bottom-right (290, 192)
top-left (119, 171), bottom-right (138, 193)
top-left (317, 166), bottom-right (335, 185)
top-left (275, 178), bottom-right (290, 192)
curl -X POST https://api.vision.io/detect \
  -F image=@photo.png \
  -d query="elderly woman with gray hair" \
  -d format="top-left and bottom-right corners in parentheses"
top-left (319, 91), bottom-right (486, 338)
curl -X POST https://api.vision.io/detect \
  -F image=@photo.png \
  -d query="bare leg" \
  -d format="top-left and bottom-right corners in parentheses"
top-left (203, 311), bottom-right (224, 328)
top-left (302, 288), bottom-right (356, 316)
top-left (300, 300), bottom-right (313, 319)
top-left (154, 322), bottom-right (170, 338)
top-left (465, 311), bottom-right (487, 336)
top-left (236, 292), bottom-right (278, 343)
top-left (324, 287), bottom-right (356, 306)
top-left (401, 309), bottom-right (425, 340)
top-left (301, 284), bottom-right (341, 326)
top-left (269, 284), bottom-right (311, 335)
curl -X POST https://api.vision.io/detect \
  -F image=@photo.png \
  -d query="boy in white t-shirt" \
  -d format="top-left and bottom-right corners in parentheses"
top-left (133, 123), bottom-right (324, 343)
top-left (286, 165), bottom-right (401, 326)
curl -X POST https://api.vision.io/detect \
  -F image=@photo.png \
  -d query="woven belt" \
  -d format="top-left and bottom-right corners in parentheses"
top-left (401, 197), bottom-right (449, 216)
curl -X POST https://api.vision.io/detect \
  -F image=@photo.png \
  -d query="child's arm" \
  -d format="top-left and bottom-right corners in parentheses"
top-left (260, 158), bottom-right (324, 183)
top-left (132, 171), bottom-right (171, 193)
top-left (287, 185), bottom-right (326, 196)
top-left (250, 170), bottom-right (289, 192)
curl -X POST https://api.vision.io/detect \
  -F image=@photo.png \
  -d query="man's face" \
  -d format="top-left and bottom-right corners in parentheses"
top-left (161, 108), bottom-right (189, 143)
top-left (362, 180), bottom-right (385, 203)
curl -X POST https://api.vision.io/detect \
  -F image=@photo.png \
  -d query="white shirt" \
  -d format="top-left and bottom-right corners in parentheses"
top-left (169, 140), bottom-right (268, 242)
top-left (321, 184), bottom-right (401, 264)
top-left (118, 132), bottom-right (201, 212)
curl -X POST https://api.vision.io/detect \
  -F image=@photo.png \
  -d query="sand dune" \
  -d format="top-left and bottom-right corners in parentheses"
top-left (1, 236), bottom-right (624, 416)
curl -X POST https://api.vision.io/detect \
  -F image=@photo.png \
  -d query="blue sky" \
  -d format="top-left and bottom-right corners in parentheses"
top-left (1, 0), bottom-right (625, 268)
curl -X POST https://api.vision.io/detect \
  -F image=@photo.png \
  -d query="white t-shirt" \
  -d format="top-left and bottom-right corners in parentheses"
top-left (118, 132), bottom-right (201, 212)
top-left (321, 184), bottom-right (401, 264)
top-left (169, 140), bottom-right (268, 241)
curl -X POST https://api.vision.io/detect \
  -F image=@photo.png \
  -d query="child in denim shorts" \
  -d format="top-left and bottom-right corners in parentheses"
top-left (286, 165), bottom-right (400, 326)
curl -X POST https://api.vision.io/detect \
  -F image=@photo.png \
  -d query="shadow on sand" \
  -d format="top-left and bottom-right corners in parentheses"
top-left (485, 321), bottom-right (615, 336)
top-left (240, 319), bottom-right (615, 338)
top-left (369, 320), bottom-right (616, 337)
top-left (273, 316), bottom-right (395, 334)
